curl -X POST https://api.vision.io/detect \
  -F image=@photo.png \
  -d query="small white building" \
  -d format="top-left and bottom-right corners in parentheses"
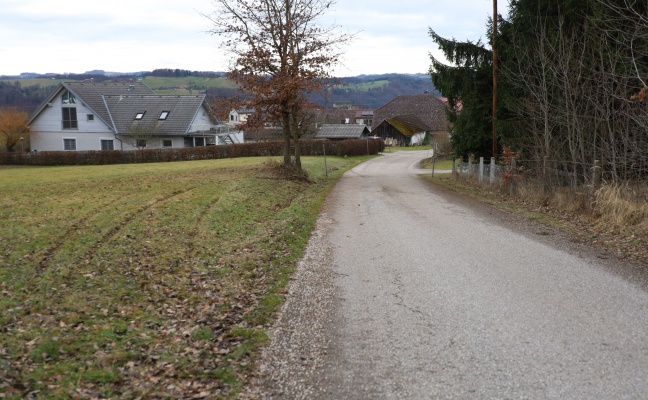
top-left (28, 82), bottom-right (242, 152)
top-left (228, 108), bottom-right (255, 125)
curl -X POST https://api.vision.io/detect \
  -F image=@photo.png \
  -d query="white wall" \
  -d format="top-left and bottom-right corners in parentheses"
top-left (410, 132), bottom-right (426, 146)
top-left (31, 132), bottom-right (116, 152)
top-left (189, 106), bottom-right (218, 133)
top-left (30, 89), bottom-right (114, 151)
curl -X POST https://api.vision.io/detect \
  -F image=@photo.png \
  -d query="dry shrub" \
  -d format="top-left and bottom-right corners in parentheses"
top-left (511, 179), bottom-right (591, 214)
top-left (516, 182), bottom-right (551, 206)
top-left (594, 183), bottom-right (648, 233)
top-left (551, 187), bottom-right (590, 213)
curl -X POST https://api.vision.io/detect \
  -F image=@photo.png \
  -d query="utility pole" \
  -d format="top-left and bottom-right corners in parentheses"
top-left (492, 0), bottom-right (498, 160)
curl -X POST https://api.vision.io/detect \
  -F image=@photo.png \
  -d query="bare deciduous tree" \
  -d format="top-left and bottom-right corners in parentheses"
top-left (120, 122), bottom-right (160, 150)
top-left (204, 0), bottom-right (353, 170)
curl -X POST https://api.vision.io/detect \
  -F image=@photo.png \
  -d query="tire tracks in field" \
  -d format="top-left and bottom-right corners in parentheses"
top-left (184, 194), bottom-right (223, 258)
top-left (37, 187), bottom-right (198, 272)
top-left (79, 186), bottom-right (199, 265)
top-left (37, 196), bottom-right (122, 272)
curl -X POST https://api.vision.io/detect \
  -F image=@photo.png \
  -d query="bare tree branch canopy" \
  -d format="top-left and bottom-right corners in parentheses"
top-left (204, 0), bottom-right (353, 169)
top-left (120, 121), bottom-right (161, 150)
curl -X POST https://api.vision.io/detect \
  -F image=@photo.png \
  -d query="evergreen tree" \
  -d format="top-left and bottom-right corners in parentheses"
top-left (428, 29), bottom-right (494, 159)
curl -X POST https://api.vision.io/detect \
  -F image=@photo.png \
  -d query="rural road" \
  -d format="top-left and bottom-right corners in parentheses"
top-left (249, 151), bottom-right (648, 399)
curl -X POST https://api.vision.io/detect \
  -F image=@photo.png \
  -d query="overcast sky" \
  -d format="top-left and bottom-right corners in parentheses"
top-left (0, 0), bottom-right (501, 77)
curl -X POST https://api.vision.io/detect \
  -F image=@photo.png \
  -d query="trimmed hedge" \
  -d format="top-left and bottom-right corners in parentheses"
top-left (0, 139), bottom-right (385, 166)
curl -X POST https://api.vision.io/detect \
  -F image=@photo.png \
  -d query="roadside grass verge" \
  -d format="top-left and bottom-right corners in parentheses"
top-left (418, 158), bottom-right (454, 171)
top-left (0, 156), bottom-right (370, 399)
top-left (423, 173), bottom-right (648, 266)
top-left (382, 145), bottom-right (433, 153)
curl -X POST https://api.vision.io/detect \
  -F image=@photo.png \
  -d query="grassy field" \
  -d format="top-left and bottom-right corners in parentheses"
top-left (418, 158), bottom-right (455, 171)
top-left (142, 76), bottom-right (237, 91)
top-left (0, 156), bottom-right (369, 399)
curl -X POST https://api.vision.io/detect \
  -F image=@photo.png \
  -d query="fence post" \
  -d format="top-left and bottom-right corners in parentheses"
top-left (479, 157), bottom-right (484, 183)
top-left (543, 156), bottom-right (549, 193)
top-left (590, 159), bottom-right (601, 197)
top-left (468, 156), bottom-right (473, 179)
top-left (490, 157), bottom-right (496, 184)
top-left (509, 158), bottom-right (517, 195)
top-left (593, 160), bottom-right (601, 188)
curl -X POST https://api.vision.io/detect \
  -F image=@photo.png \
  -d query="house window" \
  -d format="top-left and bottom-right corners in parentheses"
top-left (135, 112), bottom-right (145, 120)
top-left (63, 138), bottom-right (76, 151)
top-left (159, 111), bottom-right (169, 120)
top-left (62, 107), bottom-right (78, 129)
top-left (101, 139), bottom-right (114, 151)
top-left (230, 114), bottom-right (235, 121)
top-left (162, 139), bottom-right (172, 148)
top-left (195, 137), bottom-right (205, 147)
top-left (87, 114), bottom-right (94, 122)
top-left (136, 139), bottom-right (147, 148)
top-left (62, 91), bottom-right (76, 104)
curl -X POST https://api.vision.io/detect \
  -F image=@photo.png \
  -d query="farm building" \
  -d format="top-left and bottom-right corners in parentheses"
top-left (314, 124), bottom-right (370, 140)
top-left (371, 115), bottom-right (430, 146)
top-left (372, 94), bottom-right (450, 146)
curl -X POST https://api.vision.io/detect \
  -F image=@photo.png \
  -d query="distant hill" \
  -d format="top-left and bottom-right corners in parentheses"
top-left (312, 73), bottom-right (438, 109)
top-left (0, 71), bottom-right (438, 113)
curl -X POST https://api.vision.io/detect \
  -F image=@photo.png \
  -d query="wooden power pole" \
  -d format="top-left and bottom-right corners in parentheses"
top-left (492, 0), bottom-right (498, 160)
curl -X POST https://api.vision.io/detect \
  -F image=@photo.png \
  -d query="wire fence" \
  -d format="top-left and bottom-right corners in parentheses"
top-left (455, 156), bottom-right (648, 201)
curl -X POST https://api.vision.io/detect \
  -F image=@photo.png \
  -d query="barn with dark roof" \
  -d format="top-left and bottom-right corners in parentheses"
top-left (371, 94), bottom-right (450, 146)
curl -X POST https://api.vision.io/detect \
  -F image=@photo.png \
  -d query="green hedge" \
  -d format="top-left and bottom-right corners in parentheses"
top-left (0, 139), bottom-right (385, 166)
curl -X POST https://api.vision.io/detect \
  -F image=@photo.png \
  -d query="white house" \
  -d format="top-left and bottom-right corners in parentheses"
top-left (28, 82), bottom-right (243, 152)
top-left (228, 108), bottom-right (255, 125)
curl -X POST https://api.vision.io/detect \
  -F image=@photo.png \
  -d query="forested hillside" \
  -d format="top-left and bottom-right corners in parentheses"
top-left (0, 81), bottom-right (59, 113)
top-left (0, 72), bottom-right (437, 113)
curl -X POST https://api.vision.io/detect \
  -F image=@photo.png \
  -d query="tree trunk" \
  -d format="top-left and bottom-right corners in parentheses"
top-left (282, 112), bottom-right (291, 166)
top-left (291, 104), bottom-right (302, 169)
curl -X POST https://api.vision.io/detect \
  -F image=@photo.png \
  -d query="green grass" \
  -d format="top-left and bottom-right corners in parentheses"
top-left (142, 76), bottom-right (238, 91)
top-left (0, 156), bottom-right (369, 399)
top-left (419, 158), bottom-right (455, 170)
top-left (382, 145), bottom-right (434, 153)
top-left (348, 79), bottom-right (389, 90)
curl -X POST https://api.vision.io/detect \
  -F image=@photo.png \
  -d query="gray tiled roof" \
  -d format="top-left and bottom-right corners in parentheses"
top-left (27, 81), bottom-right (156, 126)
top-left (103, 95), bottom-right (209, 135)
top-left (64, 82), bottom-right (155, 127)
top-left (373, 94), bottom-right (449, 131)
top-left (315, 124), bottom-right (370, 139)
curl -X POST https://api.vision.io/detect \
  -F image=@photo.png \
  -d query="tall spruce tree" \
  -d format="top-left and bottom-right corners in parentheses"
top-left (428, 29), bottom-right (494, 160)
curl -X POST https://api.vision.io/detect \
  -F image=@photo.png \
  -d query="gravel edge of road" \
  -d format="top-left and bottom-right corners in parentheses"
top-left (242, 212), bottom-right (338, 400)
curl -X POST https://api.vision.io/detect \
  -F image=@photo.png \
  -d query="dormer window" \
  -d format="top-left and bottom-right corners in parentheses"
top-left (159, 111), bottom-right (170, 120)
top-left (135, 112), bottom-right (145, 120)
top-left (62, 90), bottom-right (76, 105)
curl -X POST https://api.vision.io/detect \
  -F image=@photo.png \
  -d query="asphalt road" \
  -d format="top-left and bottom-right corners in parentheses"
top-left (253, 151), bottom-right (648, 399)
